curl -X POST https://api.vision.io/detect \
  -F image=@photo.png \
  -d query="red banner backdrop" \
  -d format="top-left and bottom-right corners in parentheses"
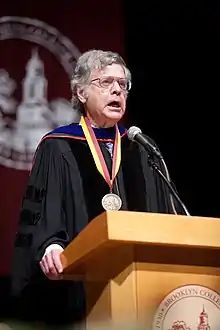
top-left (0, 0), bottom-right (125, 275)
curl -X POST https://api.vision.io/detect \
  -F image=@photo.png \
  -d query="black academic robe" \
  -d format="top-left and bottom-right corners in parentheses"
top-left (10, 122), bottom-right (178, 326)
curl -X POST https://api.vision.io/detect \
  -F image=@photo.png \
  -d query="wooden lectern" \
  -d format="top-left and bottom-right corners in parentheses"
top-left (60, 211), bottom-right (220, 328)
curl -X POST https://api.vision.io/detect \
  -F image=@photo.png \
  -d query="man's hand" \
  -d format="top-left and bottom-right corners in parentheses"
top-left (39, 248), bottom-right (64, 280)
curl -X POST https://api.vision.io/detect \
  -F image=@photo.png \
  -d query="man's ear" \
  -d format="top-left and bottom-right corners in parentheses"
top-left (77, 86), bottom-right (87, 103)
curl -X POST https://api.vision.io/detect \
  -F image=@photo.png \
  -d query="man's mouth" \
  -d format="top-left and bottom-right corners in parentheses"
top-left (107, 101), bottom-right (121, 110)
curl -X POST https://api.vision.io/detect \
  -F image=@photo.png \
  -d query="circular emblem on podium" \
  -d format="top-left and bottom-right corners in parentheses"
top-left (152, 285), bottom-right (220, 330)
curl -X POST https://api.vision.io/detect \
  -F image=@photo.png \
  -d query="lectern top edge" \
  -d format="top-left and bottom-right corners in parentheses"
top-left (61, 210), bottom-right (220, 273)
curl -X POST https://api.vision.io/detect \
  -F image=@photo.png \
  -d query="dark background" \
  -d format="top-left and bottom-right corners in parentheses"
top-left (1, 0), bottom-right (220, 322)
top-left (124, 0), bottom-right (220, 218)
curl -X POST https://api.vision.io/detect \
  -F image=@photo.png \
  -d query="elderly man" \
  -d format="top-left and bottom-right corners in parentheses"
top-left (11, 49), bottom-right (181, 327)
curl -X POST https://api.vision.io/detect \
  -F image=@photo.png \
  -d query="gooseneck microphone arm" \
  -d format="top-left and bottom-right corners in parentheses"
top-left (127, 126), bottom-right (190, 216)
top-left (147, 156), bottom-right (190, 216)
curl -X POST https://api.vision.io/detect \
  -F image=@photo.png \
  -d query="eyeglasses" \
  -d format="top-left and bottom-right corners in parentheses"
top-left (90, 76), bottom-right (131, 91)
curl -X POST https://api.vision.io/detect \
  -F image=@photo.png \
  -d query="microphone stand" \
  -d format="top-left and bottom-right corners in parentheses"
top-left (148, 156), bottom-right (190, 216)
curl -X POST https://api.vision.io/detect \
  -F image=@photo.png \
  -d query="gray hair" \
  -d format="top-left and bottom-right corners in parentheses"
top-left (70, 49), bottom-right (131, 117)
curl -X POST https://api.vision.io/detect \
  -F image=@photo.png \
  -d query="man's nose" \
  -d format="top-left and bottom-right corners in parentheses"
top-left (110, 80), bottom-right (121, 94)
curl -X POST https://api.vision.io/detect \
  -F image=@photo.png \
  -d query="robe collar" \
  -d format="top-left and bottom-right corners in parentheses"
top-left (45, 122), bottom-right (128, 142)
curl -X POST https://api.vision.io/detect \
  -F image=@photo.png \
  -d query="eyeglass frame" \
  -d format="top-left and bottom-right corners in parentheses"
top-left (89, 76), bottom-right (132, 92)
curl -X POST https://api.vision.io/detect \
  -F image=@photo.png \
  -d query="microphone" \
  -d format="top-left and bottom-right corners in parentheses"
top-left (127, 126), bottom-right (162, 159)
top-left (127, 126), bottom-right (190, 216)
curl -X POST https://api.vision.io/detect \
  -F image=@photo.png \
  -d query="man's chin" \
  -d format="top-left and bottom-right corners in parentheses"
top-left (105, 109), bottom-right (124, 120)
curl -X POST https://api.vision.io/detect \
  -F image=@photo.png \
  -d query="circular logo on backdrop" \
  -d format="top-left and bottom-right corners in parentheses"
top-left (152, 285), bottom-right (220, 330)
top-left (0, 16), bottom-right (81, 170)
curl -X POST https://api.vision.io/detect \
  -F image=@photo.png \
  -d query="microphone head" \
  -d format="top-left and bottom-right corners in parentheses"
top-left (127, 126), bottom-right (142, 141)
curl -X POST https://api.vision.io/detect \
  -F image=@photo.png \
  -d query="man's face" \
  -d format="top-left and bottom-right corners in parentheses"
top-left (80, 64), bottom-right (129, 128)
